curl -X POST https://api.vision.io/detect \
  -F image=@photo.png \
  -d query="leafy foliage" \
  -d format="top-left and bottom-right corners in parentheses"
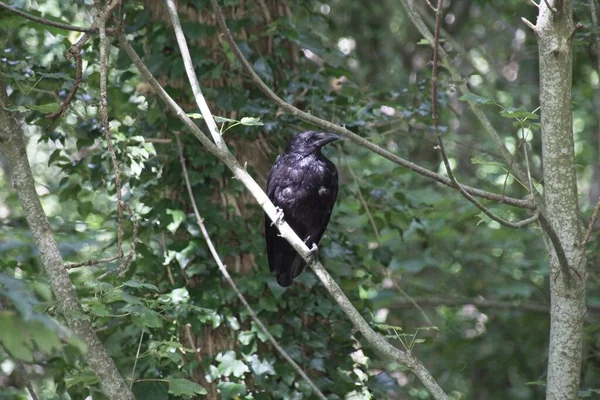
top-left (1, 0), bottom-right (599, 399)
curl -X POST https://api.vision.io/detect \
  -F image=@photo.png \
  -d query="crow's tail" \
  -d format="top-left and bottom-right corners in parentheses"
top-left (276, 273), bottom-right (294, 287)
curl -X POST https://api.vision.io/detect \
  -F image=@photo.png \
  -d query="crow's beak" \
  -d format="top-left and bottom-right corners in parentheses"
top-left (316, 132), bottom-right (340, 147)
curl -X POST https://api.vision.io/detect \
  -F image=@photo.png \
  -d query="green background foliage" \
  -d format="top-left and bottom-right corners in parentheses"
top-left (1, 0), bottom-right (599, 399)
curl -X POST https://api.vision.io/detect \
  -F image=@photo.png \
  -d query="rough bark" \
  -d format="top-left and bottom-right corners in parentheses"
top-left (533, 1), bottom-right (586, 398)
top-left (0, 78), bottom-right (135, 400)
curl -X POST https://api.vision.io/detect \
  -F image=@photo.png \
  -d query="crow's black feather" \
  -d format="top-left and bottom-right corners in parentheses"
top-left (265, 131), bottom-right (339, 287)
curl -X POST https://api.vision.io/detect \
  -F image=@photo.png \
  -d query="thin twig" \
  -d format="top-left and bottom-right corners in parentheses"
top-left (592, 0), bottom-right (600, 75)
top-left (543, 0), bottom-right (557, 13)
top-left (208, 0), bottom-right (533, 211)
top-left (98, 14), bottom-right (125, 260)
top-left (392, 296), bottom-right (550, 313)
top-left (0, 1), bottom-right (102, 33)
top-left (174, 134), bottom-right (327, 400)
top-left (130, 327), bottom-right (145, 389)
top-left (538, 212), bottom-right (576, 283)
top-left (344, 155), bottom-right (381, 246)
top-left (46, 50), bottom-right (82, 120)
top-left (424, 0), bottom-right (437, 12)
top-left (400, 0), bottom-right (531, 185)
top-left (430, 0), bottom-right (537, 229)
top-left (66, 255), bottom-right (121, 269)
top-left (393, 283), bottom-right (434, 326)
top-left (161, 231), bottom-right (176, 285)
top-left (583, 200), bottom-right (600, 244)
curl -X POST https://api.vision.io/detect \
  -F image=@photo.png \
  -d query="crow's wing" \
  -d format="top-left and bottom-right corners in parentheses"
top-left (265, 155), bottom-right (309, 286)
top-left (265, 155), bottom-right (338, 287)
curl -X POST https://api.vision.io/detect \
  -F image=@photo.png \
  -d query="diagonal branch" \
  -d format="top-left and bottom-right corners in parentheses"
top-left (0, 1), bottom-right (104, 33)
top-left (117, 33), bottom-right (449, 400)
top-left (429, 0), bottom-right (538, 229)
top-left (175, 133), bottom-right (326, 400)
top-left (208, 0), bottom-right (533, 211)
top-left (164, 0), bottom-right (225, 149)
top-left (399, 0), bottom-right (571, 278)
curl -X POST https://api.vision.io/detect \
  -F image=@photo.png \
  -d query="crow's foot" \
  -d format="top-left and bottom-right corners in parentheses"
top-left (307, 243), bottom-right (319, 265)
top-left (271, 207), bottom-right (285, 226)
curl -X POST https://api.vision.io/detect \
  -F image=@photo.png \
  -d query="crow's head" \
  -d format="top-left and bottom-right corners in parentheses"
top-left (286, 131), bottom-right (340, 156)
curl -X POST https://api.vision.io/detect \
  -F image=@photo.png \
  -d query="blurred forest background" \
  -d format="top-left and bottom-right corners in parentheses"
top-left (0, 0), bottom-right (599, 399)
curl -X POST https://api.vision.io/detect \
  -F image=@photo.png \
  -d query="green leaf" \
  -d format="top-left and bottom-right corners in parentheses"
top-left (238, 330), bottom-right (254, 345)
top-left (168, 378), bottom-right (207, 397)
top-left (27, 103), bottom-right (60, 114)
top-left (187, 113), bottom-right (237, 124)
top-left (0, 313), bottom-right (33, 361)
top-left (132, 309), bottom-right (162, 328)
top-left (65, 373), bottom-right (99, 388)
top-left (239, 117), bottom-right (264, 126)
top-left (458, 93), bottom-right (494, 105)
top-left (3, 105), bottom-right (28, 112)
top-left (216, 350), bottom-right (249, 377)
top-left (499, 107), bottom-right (538, 120)
top-left (376, 323), bottom-right (404, 331)
top-left (217, 382), bottom-right (247, 399)
top-left (258, 296), bottom-right (278, 313)
top-left (248, 354), bottom-right (276, 376)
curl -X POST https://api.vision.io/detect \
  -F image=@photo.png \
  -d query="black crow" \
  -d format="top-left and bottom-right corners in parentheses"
top-left (265, 131), bottom-right (339, 287)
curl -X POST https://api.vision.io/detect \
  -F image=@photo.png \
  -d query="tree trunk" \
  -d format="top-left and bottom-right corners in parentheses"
top-left (534, 1), bottom-right (586, 398)
top-left (0, 79), bottom-right (135, 400)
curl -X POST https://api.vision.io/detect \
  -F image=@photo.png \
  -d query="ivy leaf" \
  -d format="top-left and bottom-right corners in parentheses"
top-left (258, 296), bottom-right (278, 313)
top-left (253, 57), bottom-right (273, 82)
top-left (247, 354), bottom-right (275, 376)
top-left (216, 350), bottom-right (249, 377)
top-left (168, 378), bottom-right (207, 397)
top-left (217, 382), bottom-right (247, 399)
top-left (238, 330), bottom-right (254, 345)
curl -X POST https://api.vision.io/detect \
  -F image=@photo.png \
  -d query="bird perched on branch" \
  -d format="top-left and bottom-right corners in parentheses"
top-left (265, 131), bottom-right (340, 287)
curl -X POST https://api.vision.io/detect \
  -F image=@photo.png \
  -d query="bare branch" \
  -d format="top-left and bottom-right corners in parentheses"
top-left (63, 1), bottom-right (138, 276)
top-left (98, 8), bottom-right (124, 260)
top-left (543, 0), bottom-right (557, 13)
top-left (46, 50), bottom-right (82, 120)
top-left (117, 33), bottom-right (449, 400)
top-left (583, 199), bottom-right (600, 245)
top-left (0, 1), bottom-right (101, 33)
top-left (521, 17), bottom-right (538, 33)
top-left (344, 156), bottom-right (381, 246)
top-left (430, 0), bottom-right (538, 229)
top-left (392, 296), bottom-right (550, 313)
top-left (400, 0), bottom-right (531, 185)
top-left (164, 0), bottom-right (225, 149)
top-left (424, 0), bottom-right (437, 12)
top-left (208, 0), bottom-right (534, 211)
top-left (174, 133), bottom-right (327, 400)
top-left (392, 296), bottom-right (600, 323)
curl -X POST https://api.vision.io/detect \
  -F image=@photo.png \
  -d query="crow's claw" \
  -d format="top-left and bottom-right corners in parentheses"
top-left (307, 243), bottom-right (319, 265)
top-left (270, 207), bottom-right (285, 226)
